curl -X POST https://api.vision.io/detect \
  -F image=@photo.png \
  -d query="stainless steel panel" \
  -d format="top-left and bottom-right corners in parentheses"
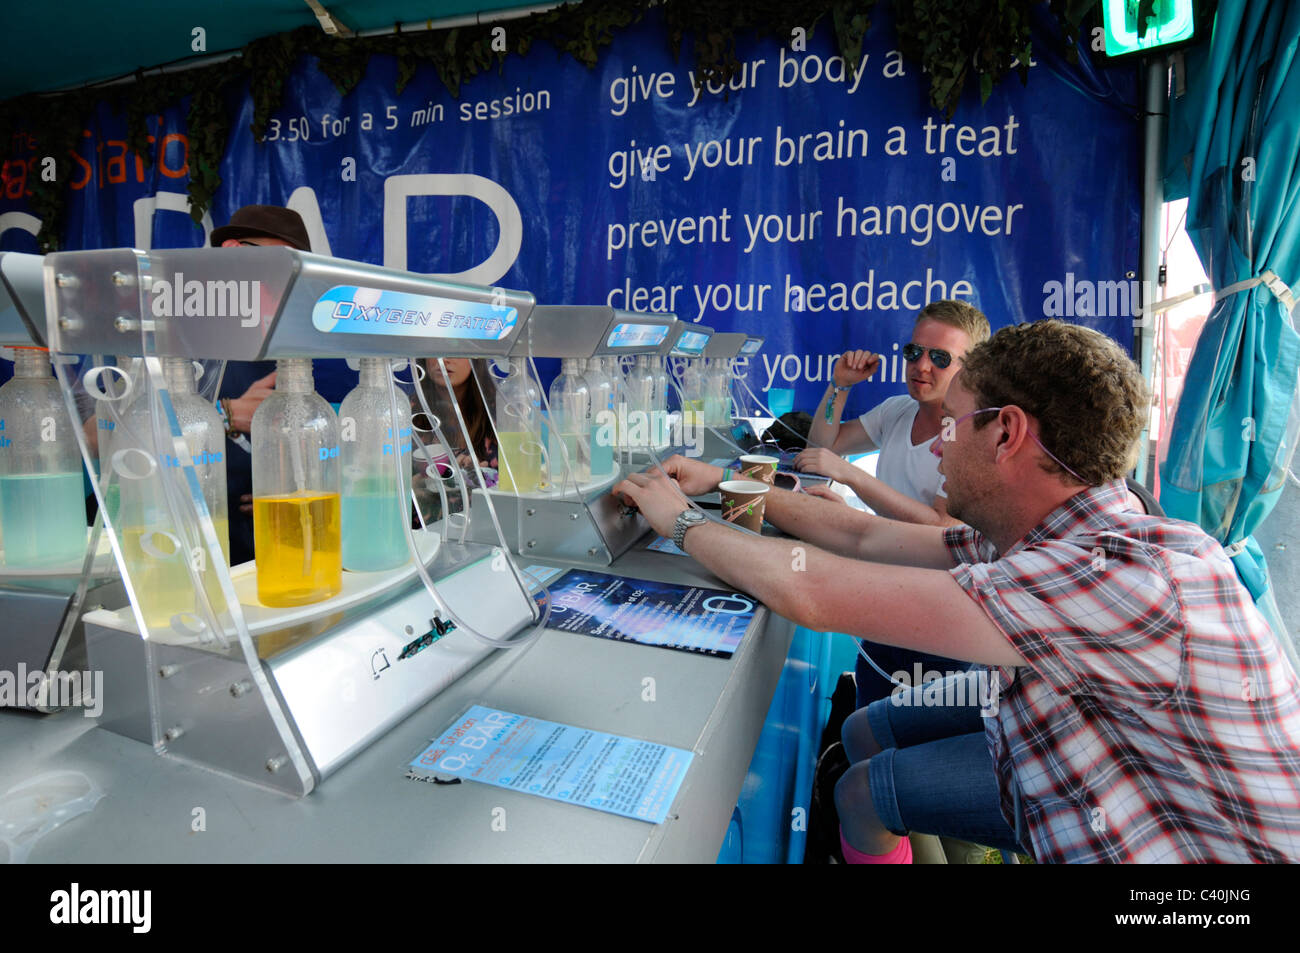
top-left (670, 323), bottom-right (713, 357)
top-left (43, 247), bottom-right (148, 354)
top-left (45, 246), bottom-right (535, 359)
top-left (268, 554), bottom-right (535, 777)
top-left (467, 489), bottom-right (647, 566)
top-left (703, 332), bottom-right (747, 359)
top-left (149, 636), bottom-right (316, 797)
top-left (82, 620), bottom-right (152, 743)
top-left (0, 585), bottom-right (76, 675)
top-left (509, 305), bottom-right (614, 358)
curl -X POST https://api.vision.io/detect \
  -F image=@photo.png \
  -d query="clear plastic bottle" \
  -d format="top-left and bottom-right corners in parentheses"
top-left (680, 358), bottom-right (705, 431)
top-left (602, 356), bottom-right (627, 453)
top-left (627, 355), bottom-right (656, 450)
top-left (162, 357), bottom-right (230, 563)
top-left (0, 347), bottom-right (87, 567)
top-left (251, 359), bottom-right (342, 607)
top-left (582, 358), bottom-right (616, 479)
top-left (652, 356), bottom-right (670, 448)
top-left (706, 358), bottom-right (733, 427)
top-left (547, 358), bottom-right (591, 490)
top-left (94, 357), bottom-right (142, 526)
top-left (494, 358), bottom-right (544, 494)
top-left (114, 359), bottom-right (231, 628)
top-left (339, 358), bottom-right (413, 572)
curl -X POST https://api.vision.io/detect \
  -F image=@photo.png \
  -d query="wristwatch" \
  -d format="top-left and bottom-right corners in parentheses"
top-left (672, 508), bottom-right (709, 550)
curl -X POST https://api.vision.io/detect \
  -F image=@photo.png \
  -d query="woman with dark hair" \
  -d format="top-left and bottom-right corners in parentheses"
top-left (411, 358), bottom-right (498, 522)
top-left (413, 358), bottom-right (498, 467)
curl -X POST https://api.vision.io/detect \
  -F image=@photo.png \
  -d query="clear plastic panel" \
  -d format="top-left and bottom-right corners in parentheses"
top-left (46, 248), bottom-right (314, 795)
top-left (43, 247), bottom-right (548, 795)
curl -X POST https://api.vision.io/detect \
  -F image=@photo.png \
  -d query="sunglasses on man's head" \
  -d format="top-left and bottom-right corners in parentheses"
top-left (902, 343), bottom-right (953, 369)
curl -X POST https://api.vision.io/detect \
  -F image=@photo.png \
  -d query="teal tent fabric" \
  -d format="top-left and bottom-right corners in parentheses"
top-left (1160, 0), bottom-right (1300, 649)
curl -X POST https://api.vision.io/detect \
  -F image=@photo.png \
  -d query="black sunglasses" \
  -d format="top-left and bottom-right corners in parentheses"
top-left (902, 343), bottom-right (953, 369)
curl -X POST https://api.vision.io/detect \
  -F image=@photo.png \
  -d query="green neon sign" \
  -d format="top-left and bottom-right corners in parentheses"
top-left (1102, 0), bottom-right (1197, 58)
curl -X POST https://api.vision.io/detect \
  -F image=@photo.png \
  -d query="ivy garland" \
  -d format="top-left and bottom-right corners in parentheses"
top-left (0, 0), bottom-right (1091, 252)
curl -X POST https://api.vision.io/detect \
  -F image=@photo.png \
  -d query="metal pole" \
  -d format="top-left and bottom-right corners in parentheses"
top-left (1135, 57), bottom-right (1168, 488)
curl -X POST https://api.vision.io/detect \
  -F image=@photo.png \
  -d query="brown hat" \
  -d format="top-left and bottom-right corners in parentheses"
top-left (210, 205), bottom-right (311, 252)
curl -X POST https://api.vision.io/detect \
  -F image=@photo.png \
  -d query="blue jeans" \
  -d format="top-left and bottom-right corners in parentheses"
top-left (841, 670), bottom-right (1024, 854)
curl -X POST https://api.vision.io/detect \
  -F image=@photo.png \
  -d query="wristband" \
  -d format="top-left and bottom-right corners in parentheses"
top-left (825, 385), bottom-right (851, 423)
top-left (220, 398), bottom-right (238, 437)
top-left (721, 467), bottom-right (733, 485)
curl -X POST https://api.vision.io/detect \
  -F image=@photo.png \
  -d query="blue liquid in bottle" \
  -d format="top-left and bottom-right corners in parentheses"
top-left (0, 472), bottom-right (87, 567)
top-left (341, 484), bottom-right (411, 572)
top-left (589, 424), bottom-right (614, 478)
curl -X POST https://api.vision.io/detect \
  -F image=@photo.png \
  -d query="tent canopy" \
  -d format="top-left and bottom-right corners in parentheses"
top-left (0, 1), bottom-right (543, 100)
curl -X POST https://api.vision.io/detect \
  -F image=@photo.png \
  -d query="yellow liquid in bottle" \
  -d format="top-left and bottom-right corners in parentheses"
top-left (120, 525), bottom-right (194, 629)
top-left (196, 517), bottom-right (232, 618)
top-left (120, 517), bottom-right (233, 631)
top-left (253, 492), bottom-right (342, 607)
top-left (496, 431), bottom-right (544, 494)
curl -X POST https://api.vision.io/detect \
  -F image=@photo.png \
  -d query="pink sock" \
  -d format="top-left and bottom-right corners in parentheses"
top-left (840, 828), bottom-right (913, 864)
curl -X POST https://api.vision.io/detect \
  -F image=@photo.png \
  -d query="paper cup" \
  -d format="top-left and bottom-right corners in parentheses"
top-left (719, 479), bottom-right (770, 532)
top-left (738, 454), bottom-right (779, 485)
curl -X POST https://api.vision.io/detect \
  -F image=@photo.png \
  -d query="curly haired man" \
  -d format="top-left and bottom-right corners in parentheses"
top-left (615, 320), bottom-right (1300, 863)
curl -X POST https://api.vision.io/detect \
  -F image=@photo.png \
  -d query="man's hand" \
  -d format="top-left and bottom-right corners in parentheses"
top-left (793, 446), bottom-right (852, 482)
top-left (229, 371), bottom-right (276, 434)
top-left (659, 454), bottom-right (724, 496)
top-left (802, 484), bottom-right (847, 505)
top-left (613, 469), bottom-right (694, 538)
top-left (832, 349), bottom-right (881, 388)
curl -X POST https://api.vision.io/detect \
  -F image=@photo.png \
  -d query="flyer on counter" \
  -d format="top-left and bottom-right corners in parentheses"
top-left (410, 705), bottom-right (693, 824)
top-left (537, 568), bottom-right (757, 657)
top-left (645, 535), bottom-right (688, 556)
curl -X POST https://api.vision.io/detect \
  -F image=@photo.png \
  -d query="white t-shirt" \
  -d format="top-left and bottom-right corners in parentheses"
top-left (857, 394), bottom-right (946, 505)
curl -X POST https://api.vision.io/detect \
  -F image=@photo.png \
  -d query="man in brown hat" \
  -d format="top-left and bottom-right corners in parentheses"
top-left (210, 204), bottom-right (314, 252)
top-left (213, 204), bottom-right (357, 564)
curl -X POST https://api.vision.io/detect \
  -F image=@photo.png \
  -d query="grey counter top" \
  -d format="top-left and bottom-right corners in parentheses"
top-left (0, 540), bottom-right (792, 863)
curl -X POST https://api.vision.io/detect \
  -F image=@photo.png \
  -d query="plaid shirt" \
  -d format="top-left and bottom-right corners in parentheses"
top-left (945, 480), bottom-right (1300, 863)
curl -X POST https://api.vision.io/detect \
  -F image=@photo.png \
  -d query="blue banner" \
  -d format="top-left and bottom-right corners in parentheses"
top-left (1, 7), bottom-right (1140, 417)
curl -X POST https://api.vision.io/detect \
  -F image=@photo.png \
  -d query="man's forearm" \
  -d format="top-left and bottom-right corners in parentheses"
top-left (758, 484), bottom-right (879, 558)
top-left (678, 519), bottom-right (1021, 665)
top-left (838, 468), bottom-right (948, 526)
top-left (806, 383), bottom-right (848, 449)
top-left (761, 481), bottom-right (954, 569)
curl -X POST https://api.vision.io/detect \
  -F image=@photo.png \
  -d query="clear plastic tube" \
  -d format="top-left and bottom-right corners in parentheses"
top-left (387, 358), bottom-right (550, 651)
top-left (666, 359), bottom-right (745, 456)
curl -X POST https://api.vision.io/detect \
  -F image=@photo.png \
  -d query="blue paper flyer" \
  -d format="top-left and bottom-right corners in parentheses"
top-left (540, 568), bottom-right (757, 657)
top-left (645, 535), bottom-right (688, 557)
top-left (411, 705), bottom-right (693, 824)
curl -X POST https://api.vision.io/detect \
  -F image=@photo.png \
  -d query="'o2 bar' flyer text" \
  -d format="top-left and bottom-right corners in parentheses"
top-left (410, 705), bottom-right (693, 824)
